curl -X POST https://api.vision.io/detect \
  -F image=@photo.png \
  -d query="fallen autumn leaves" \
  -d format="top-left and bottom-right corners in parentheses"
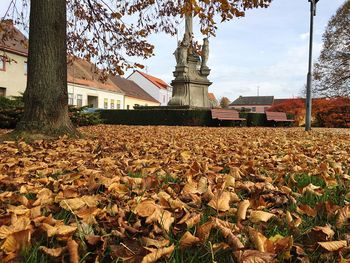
top-left (0, 125), bottom-right (349, 262)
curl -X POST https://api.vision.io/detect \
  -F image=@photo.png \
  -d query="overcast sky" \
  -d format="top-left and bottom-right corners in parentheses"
top-left (0, 0), bottom-right (346, 100)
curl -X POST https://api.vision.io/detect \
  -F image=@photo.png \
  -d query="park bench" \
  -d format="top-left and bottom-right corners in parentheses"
top-left (266, 111), bottom-right (294, 124)
top-left (211, 109), bottom-right (246, 122)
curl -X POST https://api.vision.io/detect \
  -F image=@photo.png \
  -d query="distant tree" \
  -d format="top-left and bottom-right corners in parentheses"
top-left (313, 0), bottom-right (350, 97)
top-left (219, 97), bottom-right (231, 109)
top-left (1, 0), bottom-right (272, 139)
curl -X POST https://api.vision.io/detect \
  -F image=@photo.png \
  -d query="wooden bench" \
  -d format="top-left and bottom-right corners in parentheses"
top-left (211, 109), bottom-right (246, 121)
top-left (266, 111), bottom-right (294, 123)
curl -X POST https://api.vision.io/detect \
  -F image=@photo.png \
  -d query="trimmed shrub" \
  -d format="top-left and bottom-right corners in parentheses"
top-left (0, 104), bottom-right (102, 129)
top-left (98, 109), bottom-right (217, 126)
top-left (0, 96), bottom-right (24, 109)
top-left (69, 107), bottom-right (102, 127)
top-left (0, 107), bottom-right (23, 129)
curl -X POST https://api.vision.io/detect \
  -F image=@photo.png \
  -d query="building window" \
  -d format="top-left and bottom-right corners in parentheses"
top-left (104, 98), bottom-right (108, 109)
top-left (77, 94), bottom-right (83, 107)
top-left (68, 93), bottom-right (74, 105)
top-left (163, 95), bottom-right (166, 103)
top-left (24, 61), bottom-right (27, 75)
top-left (117, 100), bottom-right (121, 109)
top-left (0, 87), bottom-right (6, 97)
top-left (127, 105), bottom-right (130, 110)
top-left (110, 99), bottom-right (115, 109)
top-left (252, 107), bottom-right (256, 112)
top-left (0, 56), bottom-right (5, 71)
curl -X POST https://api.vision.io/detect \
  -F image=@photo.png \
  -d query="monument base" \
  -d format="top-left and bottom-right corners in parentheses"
top-left (168, 54), bottom-right (212, 108)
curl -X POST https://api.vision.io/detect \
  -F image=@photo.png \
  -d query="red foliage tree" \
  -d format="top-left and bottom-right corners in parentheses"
top-left (268, 97), bottom-right (350, 128)
top-left (268, 99), bottom-right (305, 126)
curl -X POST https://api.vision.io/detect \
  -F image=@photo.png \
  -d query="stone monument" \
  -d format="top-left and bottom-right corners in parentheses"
top-left (168, 13), bottom-right (212, 108)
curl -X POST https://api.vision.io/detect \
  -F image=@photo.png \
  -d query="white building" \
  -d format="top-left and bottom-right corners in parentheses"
top-left (0, 21), bottom-right (167, 110)
top-left (127, 70), bottom-right (172, 106)
top-left (0, 21), bottom-right (125, 109)
top-left (0, 20), bottom-right (28, 97)
top-left (67, 58), bottom-right (124, 109)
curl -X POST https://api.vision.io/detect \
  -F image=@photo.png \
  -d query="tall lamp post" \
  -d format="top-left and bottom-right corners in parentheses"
top-left (305, 0), bottom-right (319, 131)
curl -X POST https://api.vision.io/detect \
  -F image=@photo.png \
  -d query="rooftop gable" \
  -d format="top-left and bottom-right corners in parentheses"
top-left (67, 57), bottom-right (123, 94)
top-left (230, 96), bottom-right (274, 106)
top-left (110, 75), bottom-right (159, 103)
top-left (131, 70), bottom-right (170, 90)
top-left (208, 93), bottom-right (217, 101)
top-left (0, 20), bottom-right (28, 56)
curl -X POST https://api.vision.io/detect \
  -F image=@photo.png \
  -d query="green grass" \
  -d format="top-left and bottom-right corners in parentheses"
top-left (53, 208), bottom-right (74, 224)
top-left (128, 172), bottom-right (143, 178)
top-left (24, 192), bottom-right (36, 200)
top-left (161, 174), bottom-right (181, 185)
top-left (22, 245), bottom-right (49, 263)
top-left (293, 173), bottom-right (326, 190)
top-left (264, 217), bottom-right (292, 238)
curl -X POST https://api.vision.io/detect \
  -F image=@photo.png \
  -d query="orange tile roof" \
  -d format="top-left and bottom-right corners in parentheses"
top-left (67, 58), bottom-right (123, 94)
top-left (208, 93), bottom-right (217, 101)
top-left (136, 70), bottom-right (170, 90)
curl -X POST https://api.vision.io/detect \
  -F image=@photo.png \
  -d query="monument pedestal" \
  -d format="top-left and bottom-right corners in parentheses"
top-left (168, 54), bottom-right (212, 108)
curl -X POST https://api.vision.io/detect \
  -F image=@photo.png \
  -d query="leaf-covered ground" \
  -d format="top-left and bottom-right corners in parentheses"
top-left (0, 125), bottom-right (350, 263)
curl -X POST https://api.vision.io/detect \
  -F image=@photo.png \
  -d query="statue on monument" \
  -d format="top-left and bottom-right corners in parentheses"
top-left (201, 38), bottom-right (209, 70)
top-left (169, 11), bottom-right (212, 108)
top-left (173, 13), bottom-right (193, 67)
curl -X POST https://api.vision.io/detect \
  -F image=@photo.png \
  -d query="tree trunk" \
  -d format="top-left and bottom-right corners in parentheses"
top-left (16, 0), bottom-right (78, 138)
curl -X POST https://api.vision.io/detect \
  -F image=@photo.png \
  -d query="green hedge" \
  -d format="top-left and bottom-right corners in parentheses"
top-left (0, 104), bottom-right (102, 129)
top-left (99, 109), bottom-right (244, 127)
top-left (99, 109), bottom-right (216, 126)
top-left (98, 109), bottom-right (294, 127)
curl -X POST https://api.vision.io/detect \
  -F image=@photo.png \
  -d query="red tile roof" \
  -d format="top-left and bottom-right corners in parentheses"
top-left (67, 58), bottom-right (123, 94)
top-left (208, 93), bottom-right (217, 101)
top-left (135, 70), bottom-right (170, 90)
top-left (0, 20), bottom-right (28, 56)
top-left (110, 75), bottom-right (159, 103)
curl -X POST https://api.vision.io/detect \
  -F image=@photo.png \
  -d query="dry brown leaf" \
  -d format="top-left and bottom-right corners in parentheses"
top-left (225, 175), bottom-right (235, 187)
top-left (141, 245), bottom-right (174, 263)
top-left (197, 177), bottom-right (208, 194)
top-left (297, 204), bottom-right (317, 217)
top-left (39, 246), bottom-right (65, 257)
top-left (67, 239), bottom-right (79, 263)
top-left (157, 210), bottom-right (174, 232)
top-left (1, 235), bottom-right (16, 254)
top-left (208, 191), bottom-right (231, 212)
top-left (249, 211), bottom-right (275, 223)
top-left (42, 223), bottom-right (77, 237)
top-left (234, 249), bottom-right (277, 263)
top-left (336, 206), bottom-right (350, 228)
top-left (318, 240), bottom-right (347, 251)
top-left (134, 200), bottom-right (160, 217)
top-left (197, 221), bottom-right (214, 241)
top-left (214, 219), bottom-right (243, 250)
top-left (60, 198), bottom-right (86, 211)
top-left (237, 200), bottom-right (250, 221)
top-left (141, 237), bottom-right (170, 248)
top-left (179, 231), bottom-right (200, 249)
top-left (185, 214), bottom-right (201, 228)
top-left (33, 188), bottom-right (54, 206)
top-left (311, 225), bottom-right (334, 241)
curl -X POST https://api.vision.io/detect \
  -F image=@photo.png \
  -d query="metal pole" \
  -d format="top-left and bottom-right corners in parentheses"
top-left (305, 0), bottom-right (317, 131)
